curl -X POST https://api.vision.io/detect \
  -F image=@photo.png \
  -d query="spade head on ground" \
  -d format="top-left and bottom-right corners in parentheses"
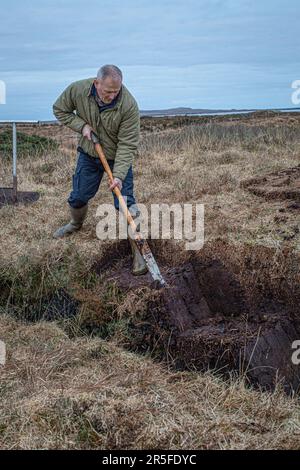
top-left (0, 188), bottom-right (40, 208)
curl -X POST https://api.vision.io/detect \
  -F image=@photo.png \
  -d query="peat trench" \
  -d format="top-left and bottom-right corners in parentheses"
top-left (11, 240), bottom-right (299, 395)
top-left (241, 165), bottom-right (300, 208)
top-left (95, 241), bottom-right (300, 395)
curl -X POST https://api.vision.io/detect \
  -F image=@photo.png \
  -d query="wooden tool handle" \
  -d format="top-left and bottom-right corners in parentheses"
top-left (91, 132), bottom-right (139, 238)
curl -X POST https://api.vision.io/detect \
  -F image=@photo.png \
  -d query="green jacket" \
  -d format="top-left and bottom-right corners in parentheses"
top-left (53, 78), bottom-right (140, 181)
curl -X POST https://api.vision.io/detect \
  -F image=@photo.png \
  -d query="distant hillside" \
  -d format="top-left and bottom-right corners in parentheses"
top-left (140, 106), bottom-right (300, 116)
top-left (140, 106), bottom-right (252, 116)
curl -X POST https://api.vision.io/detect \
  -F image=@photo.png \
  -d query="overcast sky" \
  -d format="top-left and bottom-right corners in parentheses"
top-left (0, 0), bottom-right (299, 119)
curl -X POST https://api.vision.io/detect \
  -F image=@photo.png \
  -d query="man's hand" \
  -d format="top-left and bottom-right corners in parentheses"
top-left (82, 124), bottom-right (93, 140)
top-left (109, 177), bottom-right (123, 191)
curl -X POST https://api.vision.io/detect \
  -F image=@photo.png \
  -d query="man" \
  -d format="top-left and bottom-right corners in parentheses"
top-left (52, 64), bottom-right (147, 275)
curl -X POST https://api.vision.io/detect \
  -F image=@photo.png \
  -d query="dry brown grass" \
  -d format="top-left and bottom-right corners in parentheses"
top-left (1, 315), bottom-right (300, 450)
top-left (0, 113), bottom-right (300, 449)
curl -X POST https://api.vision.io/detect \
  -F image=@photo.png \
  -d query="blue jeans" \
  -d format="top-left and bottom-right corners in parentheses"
top-left (68, 151), bottom-right (136, 210)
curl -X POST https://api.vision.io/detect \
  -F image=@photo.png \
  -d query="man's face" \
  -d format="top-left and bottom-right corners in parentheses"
top-left (94, 77), bottom-right (121, 104)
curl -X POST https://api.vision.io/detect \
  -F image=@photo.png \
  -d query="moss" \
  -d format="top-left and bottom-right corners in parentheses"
top-left (0, 130), bottom-right (58, 159)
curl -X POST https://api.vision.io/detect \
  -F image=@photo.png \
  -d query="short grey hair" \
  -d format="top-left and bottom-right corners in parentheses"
top-left (97, 65), bottom-right (123, 82)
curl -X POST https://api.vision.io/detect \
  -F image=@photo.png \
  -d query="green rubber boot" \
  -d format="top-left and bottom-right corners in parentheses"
top-left (129, 236), bottom-right (148, 276)
top-left (53, 205), bottom-right (88, 239)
